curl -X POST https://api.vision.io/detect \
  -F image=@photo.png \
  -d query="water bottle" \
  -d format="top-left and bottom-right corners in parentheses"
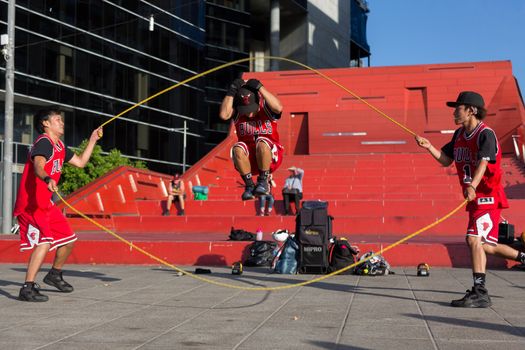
top-left (256, 227), bottom-right (263, 241)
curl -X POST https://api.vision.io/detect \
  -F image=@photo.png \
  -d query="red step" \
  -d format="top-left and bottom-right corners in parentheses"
top-left (0, 233), bottom-right (516, 268)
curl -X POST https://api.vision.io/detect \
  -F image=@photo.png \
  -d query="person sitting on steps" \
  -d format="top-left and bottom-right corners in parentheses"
top-left (282, 166), bottom-right (304, 215)
top-left (163, 173), bottom-right (185, 216)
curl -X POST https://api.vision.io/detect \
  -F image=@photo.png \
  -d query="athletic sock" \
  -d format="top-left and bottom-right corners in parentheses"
top-left (241, 173), bottom-right (254, 187)
top-left (516, 251), bottom-right (525, 264)
top-left (258, 170), bottom-right (269, 182)
top-left (473, 272), bottom-right (486, 287)
top-left (50, 267), bottom-right (61, 275)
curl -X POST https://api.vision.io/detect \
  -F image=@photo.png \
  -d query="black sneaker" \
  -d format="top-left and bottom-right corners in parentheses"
top-left (162, 210), bottom-right (169, 216)
top-left (451, 285), bottom-right (492, 308)
top-left (178, 210), bottom-right (185, 216)
top-left (43, 270), bottom-right (74, 293)
top-left (253, 179), bottom-right (269, 196)
top-left (19, 283), bottom-right (48, 302)
top-left (241, 185), bottom-right (255, 201)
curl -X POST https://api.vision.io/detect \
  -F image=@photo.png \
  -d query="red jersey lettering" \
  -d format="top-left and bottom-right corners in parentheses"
top-left (234, 103), bottom-right (280, 145)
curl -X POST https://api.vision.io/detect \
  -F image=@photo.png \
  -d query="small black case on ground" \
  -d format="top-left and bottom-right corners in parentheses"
top-left (498, 222), bottom-right (515, 244)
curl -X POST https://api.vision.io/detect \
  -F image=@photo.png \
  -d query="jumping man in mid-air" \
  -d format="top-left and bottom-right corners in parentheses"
top-left (219, 78), bottom-right (284, 201)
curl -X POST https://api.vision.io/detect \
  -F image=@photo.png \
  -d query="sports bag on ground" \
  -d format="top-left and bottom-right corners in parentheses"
top-left (243, 241), bottom-right (278, 267)
top-left (354, 251), bottom-right (393, 276)
top-left (328, 238), bottom-right (359, 274)
top-left (274, 236), bottom-right (299, 274)
top-left (229, 227), bottom-right (255, 241)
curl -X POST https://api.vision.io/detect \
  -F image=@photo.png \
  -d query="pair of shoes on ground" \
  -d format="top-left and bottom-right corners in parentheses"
top-left (258, 210), bottom-right (272, 216)
top-left (451, 285), bottom-right (492, 308)
top-left (242, 180), bottom-right (270, 201)
top-left (18, 270), bottom-right (74, 302)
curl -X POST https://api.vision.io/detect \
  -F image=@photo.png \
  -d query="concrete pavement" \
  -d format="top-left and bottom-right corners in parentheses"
top-left (1, 264), bottom-right (524, 349)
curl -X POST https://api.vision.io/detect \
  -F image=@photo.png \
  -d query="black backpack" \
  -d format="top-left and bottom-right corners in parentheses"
top-left (229, 227), bottom-right (255, 241)
top-left (274, 236), bottom-right (300, 274)
top-left (328, 238), bottom-right (359, 274)
top-left (244, 241), bottom-right (278, 267)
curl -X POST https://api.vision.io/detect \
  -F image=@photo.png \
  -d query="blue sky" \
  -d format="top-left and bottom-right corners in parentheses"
top-left (367, 0), bottom-right (525, 90)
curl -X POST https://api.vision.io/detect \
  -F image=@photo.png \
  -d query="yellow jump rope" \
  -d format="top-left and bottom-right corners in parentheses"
top-left (55, 56), bottom-right (467, 291)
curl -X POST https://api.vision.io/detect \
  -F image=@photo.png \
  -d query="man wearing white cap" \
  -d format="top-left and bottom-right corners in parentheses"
top-left (282, 166), bottom-right (304, 215)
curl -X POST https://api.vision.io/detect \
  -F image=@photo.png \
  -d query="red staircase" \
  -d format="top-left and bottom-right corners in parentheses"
top-left (2, 61), bottom-right (525, 268)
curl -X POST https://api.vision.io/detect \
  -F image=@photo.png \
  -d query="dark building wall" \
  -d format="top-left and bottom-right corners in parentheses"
top-left (1, 0), bottom-right (207, 174)
top-left (204, 0), bottom-right (250, 151)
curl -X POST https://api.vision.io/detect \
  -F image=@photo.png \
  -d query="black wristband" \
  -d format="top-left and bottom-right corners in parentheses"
top-left (226, 78), bottom-right (244, 97)
top-left (44, 176), bottom-right (52, 184)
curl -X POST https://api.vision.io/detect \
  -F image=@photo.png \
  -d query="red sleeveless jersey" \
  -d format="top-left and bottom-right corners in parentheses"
top-left (233, 101), bottom-right (281, 146)
top-left (14, 134), bottom-right (67, 215)
top-left (450, 122), bottom-right (508, 210)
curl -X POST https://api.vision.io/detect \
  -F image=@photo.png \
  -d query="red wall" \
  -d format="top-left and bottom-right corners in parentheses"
top-left (244, 61), bottom-right (525, 155)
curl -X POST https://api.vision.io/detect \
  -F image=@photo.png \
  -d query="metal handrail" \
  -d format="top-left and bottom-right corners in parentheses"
top-left (0, 139), bottom-right (189, 168)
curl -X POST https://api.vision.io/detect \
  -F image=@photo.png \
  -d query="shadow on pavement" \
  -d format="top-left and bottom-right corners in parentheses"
top-left (404, 313), bottom-right (525, 337)
top-left (10, 267), bottom-right (121, 282)
top-left (309, 341), bottom-right (369, 350)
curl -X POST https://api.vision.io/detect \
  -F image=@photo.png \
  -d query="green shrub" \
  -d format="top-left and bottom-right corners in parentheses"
top-left (60, 140), bottom-right (146, 195)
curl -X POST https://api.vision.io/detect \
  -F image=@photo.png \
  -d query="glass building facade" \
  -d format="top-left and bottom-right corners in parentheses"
top-left (2, 0), bottom-right (370, 174)
top-left (1, 0), bottom-right (210, 174)
top-left (203, 0), bottom-right (250, 149)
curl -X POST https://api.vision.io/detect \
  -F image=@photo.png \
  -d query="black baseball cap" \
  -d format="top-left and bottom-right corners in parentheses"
top-left (446, 91), bottom-right (485, 109)
top-left (234, 87), bottom-right (260, 116)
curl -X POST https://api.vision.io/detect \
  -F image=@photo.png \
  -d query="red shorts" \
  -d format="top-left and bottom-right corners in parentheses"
top-left (466, 208), bottom-right (501, 245)
top-left (17, 206), bottom-right (77, 252)
top-left (231, 137), bottom-right (284, 175)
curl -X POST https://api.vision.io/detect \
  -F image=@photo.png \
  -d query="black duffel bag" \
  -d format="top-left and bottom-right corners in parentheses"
top-left (229, 227), bottom-right (255, 241)
top-left (244, 241), bottom-right (278, 267)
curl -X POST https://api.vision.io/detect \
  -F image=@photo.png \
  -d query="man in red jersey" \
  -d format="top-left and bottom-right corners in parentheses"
top-left (14, 106), bottom-right (102, 302)
top-left (415, 91), bottom-right (525, 308)
top-left (219, 78), bottom-right (284, 201)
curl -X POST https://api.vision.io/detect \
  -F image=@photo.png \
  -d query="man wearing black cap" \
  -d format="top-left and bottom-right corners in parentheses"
top-left (415, 91), bottom-right (525, 308)
top-left (220, 78), bottom-right (284, 200)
